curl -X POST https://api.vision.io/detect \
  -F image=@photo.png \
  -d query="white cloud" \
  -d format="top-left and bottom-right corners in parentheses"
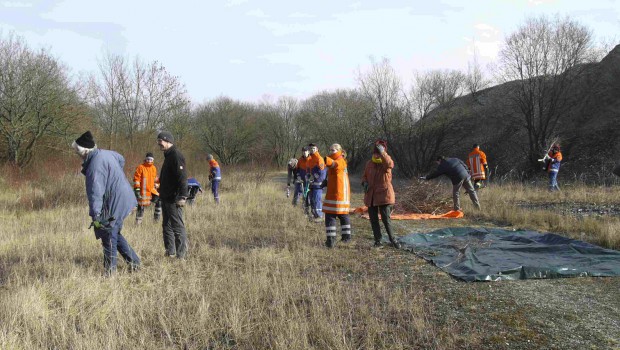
top-left (246, 9), bottom-right (267, 18)
top-left (225, 0), bottom-right (248, 7)
top-left (289, 12), bottom-right (315, 18)
top-left (1, 1), bottom-right (32, 7)
top-left (229, 58), bottom-right (245, 64)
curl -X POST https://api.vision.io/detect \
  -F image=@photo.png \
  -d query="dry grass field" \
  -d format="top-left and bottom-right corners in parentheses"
top-left (0, 169), bottom-right (618, 349)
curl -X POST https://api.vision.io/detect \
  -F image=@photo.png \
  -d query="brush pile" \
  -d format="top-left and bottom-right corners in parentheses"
top-left (394, 179), bottom-right (452, 214)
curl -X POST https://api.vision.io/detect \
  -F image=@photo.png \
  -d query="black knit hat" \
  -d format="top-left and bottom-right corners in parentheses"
top-left (75, 131), bottom-right (96, 149)
top-left (145, 152), bottom-right (154, 158)
top-left (157, 131), bottom-right (174, 143)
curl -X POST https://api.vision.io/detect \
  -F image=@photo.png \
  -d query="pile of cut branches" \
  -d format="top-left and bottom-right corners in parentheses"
top-left (394, 180), bottom-right (452, 214)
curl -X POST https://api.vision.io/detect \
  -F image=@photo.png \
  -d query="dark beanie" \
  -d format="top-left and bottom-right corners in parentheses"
top-left (145, 152), bottom-right (154, 158)
top-left (75, 131), bottom-right (96, 149)
top-left (157, 131), bottom-right (174, 143)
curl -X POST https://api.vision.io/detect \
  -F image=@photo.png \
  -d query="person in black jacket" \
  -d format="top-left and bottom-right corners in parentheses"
top-left (157, 131), bottom-right (189, 259)
top-left (421, 156), bottom-right (481, 211)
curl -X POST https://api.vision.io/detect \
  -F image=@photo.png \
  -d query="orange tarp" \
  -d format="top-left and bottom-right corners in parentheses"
top-left (350, 206), bottom-right (464, 220)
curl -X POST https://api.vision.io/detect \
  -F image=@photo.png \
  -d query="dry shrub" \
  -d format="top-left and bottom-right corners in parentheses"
top-left (394, 180), bottom-right (453, 214)
top-left (16, 174), bottom-right (86, 211)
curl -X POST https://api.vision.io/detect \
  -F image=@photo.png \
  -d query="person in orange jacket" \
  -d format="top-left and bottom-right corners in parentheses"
top-left (323, 143), bottom-right (351, 248)
top-left (467, 144), bottom-right (489, 190)
top-left (542, 144), bottom-right (562, 191)
top-left (306, 143), bottom-right (326, 221)
top-left (133, 152), bottom-right (161, 224)
top-left (296, 146), bottom-right (311, 211)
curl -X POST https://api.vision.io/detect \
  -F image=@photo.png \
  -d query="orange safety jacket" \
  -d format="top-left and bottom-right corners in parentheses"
top-left (467, 148), bottom-right (488, 180)
top-left (322, 152), bottom-right (350, 215)
top-left (133, 162), bottom-right (159, 206)
top-left (546, 151), bottom-right (562, 173)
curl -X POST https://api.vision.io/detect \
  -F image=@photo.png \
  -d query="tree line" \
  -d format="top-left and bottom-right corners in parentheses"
top-left (0, 15), bottom-right (614, 176)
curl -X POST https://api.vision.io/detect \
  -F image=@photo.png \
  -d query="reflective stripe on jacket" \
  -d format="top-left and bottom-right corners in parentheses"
top-left (467, 149), bottom-right (487, 180)
top-left (209, 160), bottom-right (222, 180)
top-left (546, 151), bottom-right (562, 173)
top-left (133, 162), bottom-right (159, 206)
top-left (307, 152), bottom-right (326, 188)
top-left (323, 152), bottom-right (350, 214)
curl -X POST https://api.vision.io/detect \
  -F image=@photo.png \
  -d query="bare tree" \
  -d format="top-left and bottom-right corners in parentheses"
top-left (259, 96), bottom-right (304, 166)
top-left (194, 97), bottom-right (259, 165)
top-left (498, 15), bottom-right (595, 168)
top-left (465, 49), bottom-right (491, 101)
top-left (401, 70), bottom-right (467, 174)
top-left (0, 33), bottom-right (80, 167)
top-left (298, 89), bottom-right (375, 171)
top-left (88, 53), bottom-right (189, 148)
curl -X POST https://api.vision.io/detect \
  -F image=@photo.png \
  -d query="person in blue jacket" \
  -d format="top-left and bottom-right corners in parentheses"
top-left (421, 156), bottom-right (481, 212)
top-left (207, 154), bottom-right (221, 204)
top-left (72, 131), bottom-right (141, 275)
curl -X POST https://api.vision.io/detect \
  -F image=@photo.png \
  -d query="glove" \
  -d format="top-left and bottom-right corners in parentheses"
top-left (419, 176), bottom-right (427, 180)
top-left (544, 155), bottom-right (551, 161)
top-left (151, 194), bottom-right (160, 203)
top-left (208, 174), bottom-right (214, 181)
top-left (484, 165), bottom-right (490, 175)
top-left (134, 188), bottom-right (140, 199)
top-left (537, 158), bottom-right (545, 162)
top-left (376, 145), bottom-right (385, 153)
top-left (91, 220), bottom-right (103, 229)
top-left (175, 198), bottom-right (186, 207)
top-left (361, 181), bottom-right (369, 193)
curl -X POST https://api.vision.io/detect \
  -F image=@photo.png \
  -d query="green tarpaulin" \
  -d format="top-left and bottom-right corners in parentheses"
top-left (399, 227), bottom-right (620, 281)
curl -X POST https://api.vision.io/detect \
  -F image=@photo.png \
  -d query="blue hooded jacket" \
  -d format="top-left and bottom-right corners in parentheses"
top-left (81, 149), bottom-right (137, 224)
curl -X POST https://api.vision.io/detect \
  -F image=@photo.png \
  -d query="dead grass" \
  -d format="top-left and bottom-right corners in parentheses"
top-left (0, 170), bottom-right (481, 350)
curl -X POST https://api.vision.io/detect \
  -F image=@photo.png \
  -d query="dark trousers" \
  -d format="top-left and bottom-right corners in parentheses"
top-left (368, 205), bottom-right (396, 244)
top-left (453, 178), bottom-right (481, 211)
top-left (162, 200), bottom-right (188, 258)
top-left (325, 213), bottom-right (351, 238)
top-left (212, 180), bottom-right (220, 204)
top-left (136, 200), bottom-right (161, 222)
top-left (97, 222), bottom-right (140, 274)
top-left (292, 183), bottom-right (303, 206)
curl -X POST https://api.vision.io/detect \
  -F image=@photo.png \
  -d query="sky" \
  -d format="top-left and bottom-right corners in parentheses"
top-left (1, 0), bottom-right (618, 103)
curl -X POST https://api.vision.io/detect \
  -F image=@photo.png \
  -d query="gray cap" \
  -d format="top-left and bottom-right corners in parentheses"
top-left (157, 131), bottom-right (174, 143)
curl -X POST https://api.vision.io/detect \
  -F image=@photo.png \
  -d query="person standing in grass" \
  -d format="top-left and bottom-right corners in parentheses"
top-left (157, 131), bottom-right (189, 259)
top-left (467, 144), bottom-right (489, 190)
top-left (421, 156), bottom-right (481, 212)
top-left (286, 157), bottom-right (300, 204)
top-left (307, 143), bottom-right (327, 222)
top-left (133, 152), bottom-right (161, 224)
top-left (361, 140), bottom-right (400, 249)
top-left (543, 144), bottom-right (562, 192)
top-left (322, 143), bottom-right (351, 248)
top-left (73, 131), bottom-right (141, 275)
top-left (207, 154), bottom-right (221, 204)
top-left (296, 146), bottom-right (311, 211)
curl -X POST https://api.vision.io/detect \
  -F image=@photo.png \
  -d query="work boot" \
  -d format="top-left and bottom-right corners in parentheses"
top-left (373, 241), bottom-right (383, 248)
top-left (341, 234), bottom-right (351, 243)
top-left (391, 241), bottom-right (401, 249)
top-left (325, 237), bottom-right (335, 248)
